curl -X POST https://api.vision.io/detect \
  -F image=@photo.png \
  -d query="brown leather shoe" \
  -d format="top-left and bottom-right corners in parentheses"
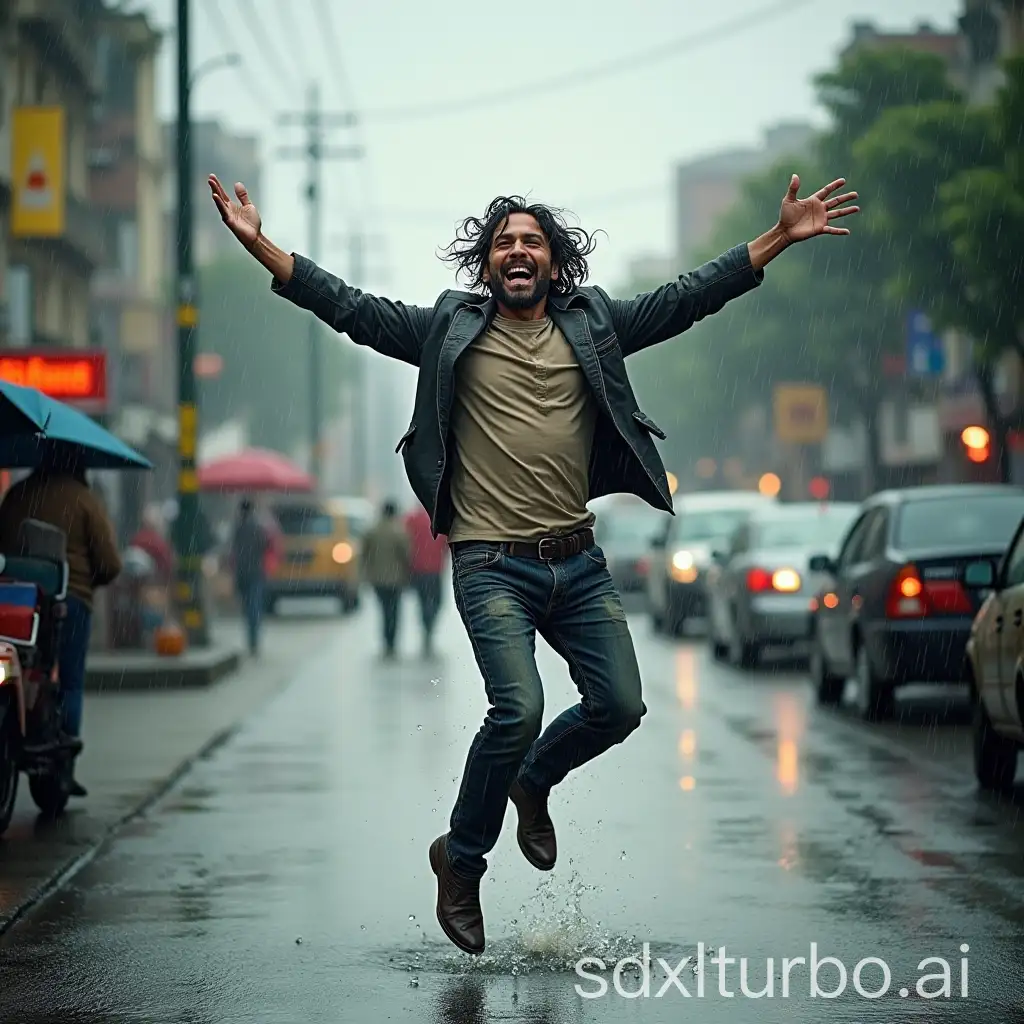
top-left (428, 834), bottom-right (485, 955)
top-left (508, 780), bottom-right (556, 871)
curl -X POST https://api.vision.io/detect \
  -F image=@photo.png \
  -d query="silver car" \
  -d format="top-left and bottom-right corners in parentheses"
top-left (706, 502), bottom-right (859, 668)
top-left (592, 496), bottom-right (670, 595)
top-left (647, 491), bottom-right (777, 636)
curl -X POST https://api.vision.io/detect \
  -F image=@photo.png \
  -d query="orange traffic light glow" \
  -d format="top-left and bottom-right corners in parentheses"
top-left (961, 426), bottom-right (990, 450)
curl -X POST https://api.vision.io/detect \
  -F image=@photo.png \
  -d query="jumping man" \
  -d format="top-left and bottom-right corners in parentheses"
top-left (209, 171), bottom-right (858, 954)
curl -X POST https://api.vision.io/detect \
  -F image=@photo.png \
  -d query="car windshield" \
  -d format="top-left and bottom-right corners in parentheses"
top-left (596, 510), bottom-right (665, 546)
top-left (273, 507), bottom-right (334, 537)
top-left (895, 494), bottom-right (1024, 549)
top-left (754, 507), bottom-right (858, 550)
top-left (676, 509), bottom-right (753, 543)
top-left (343, 513), bottom-right (370, 540)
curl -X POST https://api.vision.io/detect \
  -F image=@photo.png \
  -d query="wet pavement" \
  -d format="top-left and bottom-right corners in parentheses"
top-left (0, 591), bottom-right (1022, 1022)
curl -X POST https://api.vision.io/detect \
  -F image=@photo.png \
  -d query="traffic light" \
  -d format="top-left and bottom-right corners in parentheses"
top-left (961, 425), bottom-right (991, 463)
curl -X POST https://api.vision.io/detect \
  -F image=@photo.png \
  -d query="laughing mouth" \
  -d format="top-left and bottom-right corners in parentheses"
top-left (503, 263), bottom-right (535, 285)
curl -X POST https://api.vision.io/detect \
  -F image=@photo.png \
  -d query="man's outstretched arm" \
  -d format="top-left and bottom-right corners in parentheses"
top-left (208, 175), bottom-right (429, 367)
top-left (606, 175), bottom-right (859, 357)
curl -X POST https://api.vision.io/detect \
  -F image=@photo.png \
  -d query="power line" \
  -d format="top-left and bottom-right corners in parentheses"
top-left (313, 0), bottom-right (357, 109)
top-left (270, 0), bottom-right (311, 87)
top-left (361, 182), bottom-right (670, 225)
top-left (201, 0), bottom-right (276, 110)
top-left (312, 0), bottom-right (392, 282)
top-left (231, 0), bottom-right (298, 95)
top-left (359, 0), bottom-right (814, 124)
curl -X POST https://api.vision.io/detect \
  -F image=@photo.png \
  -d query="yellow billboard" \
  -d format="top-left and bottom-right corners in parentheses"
top-left (773, 384), bottom-right (828, 444)
top-left (11, 107), bottom-right (65, 238)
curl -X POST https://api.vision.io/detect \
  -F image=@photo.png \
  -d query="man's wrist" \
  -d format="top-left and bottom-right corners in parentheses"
top-left (747, 223), bottom-right (790, 272)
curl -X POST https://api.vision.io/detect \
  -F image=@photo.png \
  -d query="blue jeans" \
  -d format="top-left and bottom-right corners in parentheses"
top-left (446, 542), bottom-right (645, 878)
top-left (58, 595), bottom-right (92, 738)
top-left (238, 578), bottom-right (264, 653)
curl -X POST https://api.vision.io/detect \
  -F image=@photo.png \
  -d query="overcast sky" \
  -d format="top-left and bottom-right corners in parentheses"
top-left (133, 0), bottom-right (962, 304)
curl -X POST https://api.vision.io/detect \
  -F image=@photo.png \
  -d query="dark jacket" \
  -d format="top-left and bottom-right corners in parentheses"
top-left (0, 471), bottom-right (122, 609)
top-left (232, 516), bottom-right (269, 588)
top-left (272, 245), bottom-right (763, 537)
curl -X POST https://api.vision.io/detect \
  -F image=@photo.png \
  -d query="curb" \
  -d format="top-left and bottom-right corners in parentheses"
top-left (85, 648), bottom-right (243, 692)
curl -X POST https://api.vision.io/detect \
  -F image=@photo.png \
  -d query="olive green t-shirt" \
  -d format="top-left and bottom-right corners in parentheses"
top-left (447, 314), bottom-right (597, 543)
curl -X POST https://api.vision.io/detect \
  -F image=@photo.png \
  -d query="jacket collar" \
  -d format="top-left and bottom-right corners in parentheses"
top-left (455, 288), bottom-right (583, 318)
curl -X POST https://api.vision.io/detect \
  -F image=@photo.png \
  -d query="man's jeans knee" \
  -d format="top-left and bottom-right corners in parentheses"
top-left (445, 542), bottom-right (644, 878)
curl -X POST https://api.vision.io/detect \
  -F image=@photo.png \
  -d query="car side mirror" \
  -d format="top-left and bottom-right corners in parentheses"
top-left (808, 553), bottom-right (835, 574)
top-left (964, 560), bottom-right (996, 590)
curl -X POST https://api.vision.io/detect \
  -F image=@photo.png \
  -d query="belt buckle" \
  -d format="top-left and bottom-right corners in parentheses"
top-left (537, 536), bottom-right (560, 561)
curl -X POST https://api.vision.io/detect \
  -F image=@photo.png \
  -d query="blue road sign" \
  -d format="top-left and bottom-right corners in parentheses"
top-left (906, 311), bottom-right (945, 376)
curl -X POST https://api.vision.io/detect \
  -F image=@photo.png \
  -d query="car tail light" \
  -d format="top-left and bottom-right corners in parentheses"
top-left (746, 568), bottom-right (773, 592)
top-left (887, 565), bottom-right (927, 618)
top-left (747, 567), bottom-right (801, 593)
top-left (921, 579), bottom-right (972, 615)
top-left (885, 564), bottom-right (973, 618)
top-left (635, 557), bottom-right (650, 576)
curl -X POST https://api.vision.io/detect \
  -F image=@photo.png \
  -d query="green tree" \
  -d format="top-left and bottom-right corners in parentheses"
top-left (621, 46), bottom-right (961, 490)
top-left (196, 256), bottom-right (351, 452)
top-left (854, 57), bottom-right (1024, 479)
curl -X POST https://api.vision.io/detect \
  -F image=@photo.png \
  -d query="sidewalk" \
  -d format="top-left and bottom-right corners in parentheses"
top-left (0, 606), bottom-right (351, 933)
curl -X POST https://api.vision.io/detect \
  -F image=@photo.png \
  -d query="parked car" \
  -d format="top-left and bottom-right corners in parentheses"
top-left (591, 495), bottom-right (670, 595)
top-left (964, 517), bottom-right (1024, 792)
top-left (647, 490), bottom-right (776, 636)
top-left (807, 485), bottom-right (1024, 720)
top-left (706, 501), bottom-right (859, 668)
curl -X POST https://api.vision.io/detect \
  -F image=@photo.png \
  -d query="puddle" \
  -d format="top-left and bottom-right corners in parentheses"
top-left (378, 871), bottom-right (691, 977)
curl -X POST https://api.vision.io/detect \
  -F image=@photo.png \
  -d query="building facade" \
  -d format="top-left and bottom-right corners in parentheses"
top-left (674, 122), bottom-right (815, 269)
top-left (89, 6), bottom-right (174, 537)
top-left (162, 119), bottom-right (262, 271)
top-left (6, 0), bottom-right (105, 353)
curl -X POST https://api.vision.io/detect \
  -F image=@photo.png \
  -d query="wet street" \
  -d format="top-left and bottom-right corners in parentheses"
top-left (1, 591), bottom-right (1022, 1023)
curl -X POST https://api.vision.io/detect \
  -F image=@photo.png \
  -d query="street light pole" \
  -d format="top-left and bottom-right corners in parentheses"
top-left (174, 0), bottom-right (207, 646)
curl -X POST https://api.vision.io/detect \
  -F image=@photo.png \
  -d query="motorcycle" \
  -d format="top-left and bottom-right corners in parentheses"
top-left (0, 519), bottom-right (78, 836)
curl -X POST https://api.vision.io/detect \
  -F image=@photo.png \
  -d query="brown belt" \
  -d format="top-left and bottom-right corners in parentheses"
top-left (451, 527), bottom-right (595, 562)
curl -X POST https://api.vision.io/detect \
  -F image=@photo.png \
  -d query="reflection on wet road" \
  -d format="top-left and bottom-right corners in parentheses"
top-left (1, 596), bottom-right (1022, 1022)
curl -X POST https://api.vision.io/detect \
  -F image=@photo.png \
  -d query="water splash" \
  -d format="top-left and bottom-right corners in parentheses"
top-left (431, 870), bottom-right (647, 975)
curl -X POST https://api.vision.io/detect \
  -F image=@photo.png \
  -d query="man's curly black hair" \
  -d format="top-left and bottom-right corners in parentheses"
top-left (439, 196), bottom-right (599, 296)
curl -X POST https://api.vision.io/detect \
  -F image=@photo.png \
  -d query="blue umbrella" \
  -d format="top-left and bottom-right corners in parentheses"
top-left (0, 381), bottom-right (151, 470)
top-left (0, 380), bottom-right (48, 434)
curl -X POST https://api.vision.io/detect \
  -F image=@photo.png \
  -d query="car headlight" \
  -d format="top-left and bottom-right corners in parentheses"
top-left (670, 550), bottom-right (699, 583)
top-left (672, 550), bottom-right (694, 571)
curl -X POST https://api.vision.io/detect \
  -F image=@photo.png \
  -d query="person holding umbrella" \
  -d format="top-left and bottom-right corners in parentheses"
top-left (0, 449), bottom-right (123, 798)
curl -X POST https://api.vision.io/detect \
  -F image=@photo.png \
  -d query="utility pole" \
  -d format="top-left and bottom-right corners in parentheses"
top-left (173, 0), bottom-right (207, 646)
top-left (277, 84), bottom-right (361, 491)
top-left (331, 230), bottom-right (388, 496)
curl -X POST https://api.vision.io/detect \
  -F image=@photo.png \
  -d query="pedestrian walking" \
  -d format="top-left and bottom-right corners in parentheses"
top-left (209, 168), bottom-right (859, 954)
top-left (360, 500), bottom-right (411, 659)
top-left (231, 498), bottom-right (269, 656)
top-left (404, 504), bottom-right (448, 658)
top-left (0, 452), bottom-right (123, 798)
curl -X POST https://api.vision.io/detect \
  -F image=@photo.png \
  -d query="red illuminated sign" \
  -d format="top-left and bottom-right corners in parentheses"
top-left (0, 351), bottom-right (108, 412)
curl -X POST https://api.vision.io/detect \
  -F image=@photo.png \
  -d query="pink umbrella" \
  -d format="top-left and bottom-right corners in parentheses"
top-left (198, 448), bottom-right (315, 493)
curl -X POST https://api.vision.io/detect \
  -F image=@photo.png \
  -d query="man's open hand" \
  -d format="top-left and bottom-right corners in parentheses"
top-left (778, 174), bottom-right (859, 244)
top-left (209, 174), bottom-right (261, 248)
